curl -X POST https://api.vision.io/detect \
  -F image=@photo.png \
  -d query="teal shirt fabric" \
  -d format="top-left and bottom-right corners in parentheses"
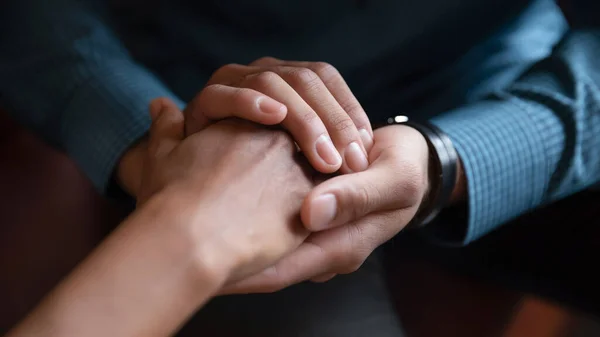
top-left (1, 0), bottom-right (599, 244)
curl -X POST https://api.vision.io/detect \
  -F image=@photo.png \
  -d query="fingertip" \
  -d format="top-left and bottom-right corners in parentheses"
top-left (311, 161), bottom-right (341, 175)
top-left (257, 96), bottom-right (287, 115)
top-left (256, 96), bottom-right (288, 124)
top-left (311, 157), bottom-right (342, 175)
top-left (314, 134), bottom-right (342, 171)
top-left (343, 141), bottom-right (369, 173)
top-left (301, 192), bottom-right (338, 231)
top-left (358, 128), bottom-right (374, 152)
top-left (149, 97), bottom-right (179, 120)
top-left (149, 99), bottom-right (164, 120)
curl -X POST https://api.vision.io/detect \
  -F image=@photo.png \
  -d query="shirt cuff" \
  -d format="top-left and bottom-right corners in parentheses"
top-left (429, 98), bottom-right (563, 244)
top-left (61, 62), bottom-right (185, 193)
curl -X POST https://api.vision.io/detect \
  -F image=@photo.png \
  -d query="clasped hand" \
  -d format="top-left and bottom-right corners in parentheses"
top-left (129, 57), bottom-right (431, 293)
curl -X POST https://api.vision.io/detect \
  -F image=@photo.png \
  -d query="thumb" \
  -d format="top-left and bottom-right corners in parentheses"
top-left (301, 162), bottom-right (421, 231)
top-left (148, 97), bottom-right (185, 158)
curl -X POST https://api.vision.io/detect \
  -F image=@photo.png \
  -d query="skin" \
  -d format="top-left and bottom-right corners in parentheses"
top-left (7, 102), bottom-right (317, 337)
top-left (9, 57), bottom-right (469, 335)
top-left (118, 58), bottom-right (467, 292)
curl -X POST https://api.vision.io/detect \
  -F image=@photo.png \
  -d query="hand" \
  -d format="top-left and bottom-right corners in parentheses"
top-left (221, 124), bottom-right (430, 293)
top-left (118, 58), bottom-right (373, 196)
top-left (137, 98), bottom-right (314, 283)
top-left (183, 57), bottom-right (373, 174)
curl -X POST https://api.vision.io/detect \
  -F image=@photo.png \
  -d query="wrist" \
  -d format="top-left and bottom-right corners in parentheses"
top-left (377, 118), bottom-right (459, 228)
top-left (140, 189), bottom-right (233, 288)
top-left (9, 190), bottom-right (231, 337)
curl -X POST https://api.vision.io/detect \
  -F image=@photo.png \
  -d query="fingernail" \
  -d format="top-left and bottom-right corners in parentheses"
top-left (359, 128), bottom-right (373, 151)
top-left (316, 135), bottom-right (342, 167)
top-left (310, 193), bottom-right (337, 230)
top-left (258, 97), bottom-right (287, 114)
top-left (345, 142), bottom-right (369, 172)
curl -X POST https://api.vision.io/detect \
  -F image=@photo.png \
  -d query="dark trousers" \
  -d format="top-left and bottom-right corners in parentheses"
top-left (178, 253), bottom-right (406, 337)
top-left (176, 190), bottom-right (600, 336)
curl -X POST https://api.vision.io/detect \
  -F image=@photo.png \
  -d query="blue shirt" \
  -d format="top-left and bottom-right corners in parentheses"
top-left (1, 0), bottom-right (599, 244)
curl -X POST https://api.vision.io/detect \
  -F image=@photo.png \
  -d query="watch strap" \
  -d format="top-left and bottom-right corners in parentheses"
top-left (377, 117), bottom-right (458, 228)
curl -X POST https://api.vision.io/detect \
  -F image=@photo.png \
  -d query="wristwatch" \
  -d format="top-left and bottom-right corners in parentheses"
top-left (377, 116), bottom-right (459, 229)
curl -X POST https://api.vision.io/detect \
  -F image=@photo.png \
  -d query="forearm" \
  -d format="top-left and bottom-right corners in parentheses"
top-left (431, 31), bottom-right (600, 244)
top-left (0, 0), bottom-right (183, 193)
top-left (7, 192), bottom-right (227, 337)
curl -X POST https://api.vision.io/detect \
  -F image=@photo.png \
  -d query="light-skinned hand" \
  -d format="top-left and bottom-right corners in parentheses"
top-left (183, 57), bottom-right (373, 175)
top-left (138, 98), bottom-right (315, 283)
top-left (221, 124), bottom-right (431, 293)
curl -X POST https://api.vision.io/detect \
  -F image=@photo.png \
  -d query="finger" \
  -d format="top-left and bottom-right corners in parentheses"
top-left (206, 62), bottom-right (366, 173)
top-left (241, 71), bottom-right (343, 173)
top-left (310, 273), bottom-right (336, 283)
top-left (221, 218), bottom-right (377, 294)
top-left (206, 63), bottom-right (260, 86)
top-left (272, 66), bottom-right (369, 173)
top-left (301, 160), bottom-right (426, 231)
top-left (185, 63), bottom-right (263, 135)
top-left (249, 56), bottom-right (283, 67)
top-left (255, 58), bottom-right (374, 152)
top-left (244, 59), bottom-right (369, 172)
top-left (220, 241), bottom-right (332, 294)
top-left (148, 97), bottom-right (185, 157)
top-left (184, 84), bottom-right (287, 135)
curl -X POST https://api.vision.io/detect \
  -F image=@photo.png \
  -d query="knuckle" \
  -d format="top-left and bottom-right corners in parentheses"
top-left (221, 63), bottom-right (238, 70)
top-left (339, 100), bottom-right (368, 126)
top-left (247, 71), bottom-right (280, 90)
top-left (298, 109), bottom-right (320, 127)
top-left (196, 84), bottom-right (218, 104)
top-left (287, 67), bottom-right (321, 89)
top-left (150, 97), bottom-right (171, 109)
top-left (311, 62), bottom-right (340, 81)
top-left (210, 65), bottom-right (228, 79)
top-left (251, 56), bottom-right (280, 66)
top-left (209, 63), bottom-right (238, 84)
top-left (303, 63), bottom-right (367, 125)
top-left (200, 83), bottom-right (219, 94)
top-left (338, 99), bottom-right (362, 114)
top-left (349, 183), bottom-right (375, 218)
top-left (330, 114), bottom-right (356, 134)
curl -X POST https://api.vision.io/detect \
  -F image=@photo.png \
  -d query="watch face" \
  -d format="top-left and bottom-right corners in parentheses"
top-left (388, 115), bottom-right (409, 124)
